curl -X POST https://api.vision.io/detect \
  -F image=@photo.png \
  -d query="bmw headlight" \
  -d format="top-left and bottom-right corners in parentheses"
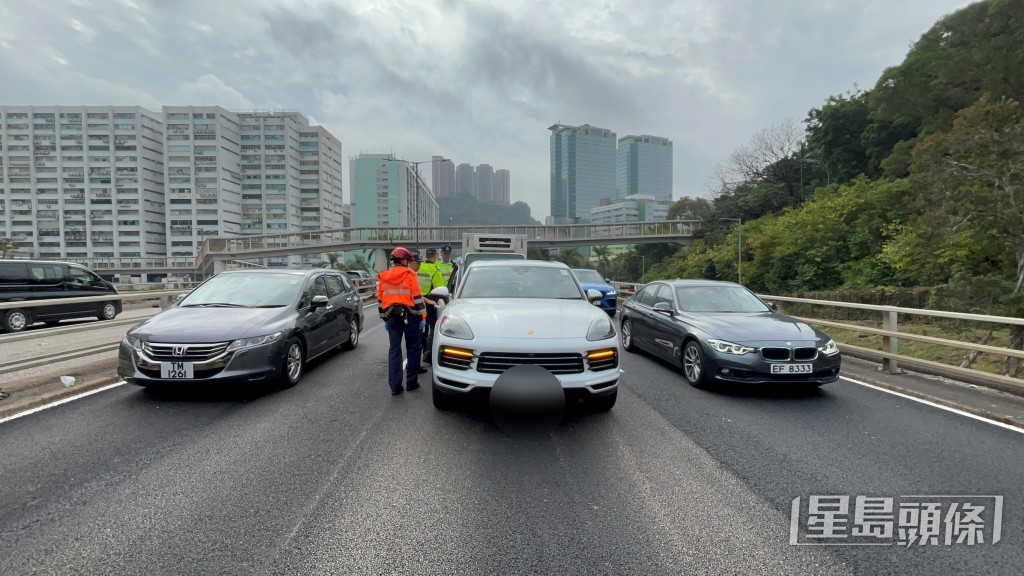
top-left (226, 331), bottom-right (283, 352)
top-left (818, 339), bottom-right (839, 355)
top-left (439, 315), bottom-right (475, 340)
top-left (707, 339), bottom-right (756, 355)
top-left (606, 290), bottom-right (616, 296)
top-left (587, 315), bottom-right (615, 341)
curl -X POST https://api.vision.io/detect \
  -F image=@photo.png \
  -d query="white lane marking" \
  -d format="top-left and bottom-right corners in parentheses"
top-left (0, 380), bottom-right (127, 426)
top-left (841, 376), bottom-right (1024, 435)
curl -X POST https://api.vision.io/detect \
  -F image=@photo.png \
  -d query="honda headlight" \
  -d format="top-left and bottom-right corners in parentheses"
top-left (707, 339), bottom-right (755, 355)
top-left (226, 331), bottom-right (283, 352)
top-left (122, 333), bottom-right (142, 352)
top-left (818, 339), bottom-right (839, 355)
top-left (587, 315), bottom-right (615, 341)
top-left (439, 315), bottom-right (474, 340)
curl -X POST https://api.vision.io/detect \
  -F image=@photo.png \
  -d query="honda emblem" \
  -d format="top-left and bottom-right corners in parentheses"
top-left (173, 345), bottom-right (187, 357)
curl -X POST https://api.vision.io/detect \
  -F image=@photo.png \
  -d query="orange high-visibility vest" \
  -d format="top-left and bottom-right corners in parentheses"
top-left (377, 265), bottom-right (426, 320)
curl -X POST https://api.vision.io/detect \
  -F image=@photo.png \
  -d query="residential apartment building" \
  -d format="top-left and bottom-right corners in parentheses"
top-left (163, 106), bottom-right (242, 259)
top-left (349, 152), bottom-right (438, 229)
top-left (431, 156), bottom-right (455, 198)
top-left (0, 106), bottom-right (166, 261)
top-left (494, 169), bottom-right (510, 205)
top-left (589, 194), bottom-right (670, 235)
top-left (549, 123), bottom-right (616, 224)
top-left (616, 135), bottom-right (673, 201)
top-left (1, 105), bottom-right (344, 271)
top-left (474, 163), bottom-right (494, 203)
top-left (455, 163), bottom-right (474, 197)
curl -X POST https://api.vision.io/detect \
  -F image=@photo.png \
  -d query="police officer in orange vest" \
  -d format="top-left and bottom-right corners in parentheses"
top-left (377, 247), bottom-right (427, 395)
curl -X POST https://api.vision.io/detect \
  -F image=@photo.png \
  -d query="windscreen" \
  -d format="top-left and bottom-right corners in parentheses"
top-left (572, 269), bottom-right (605, 284)
top-left (460, 265), bottom-right (583, 299)
top-left (675, 286), bottom-right (770, 313)
top-left (180, 273), bottom-right (305, 308)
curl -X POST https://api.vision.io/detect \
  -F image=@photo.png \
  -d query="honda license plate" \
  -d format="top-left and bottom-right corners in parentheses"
top-left (161, 362), bottom-right (194, 379)
top-left (770, 363), bottom-right (812, 374)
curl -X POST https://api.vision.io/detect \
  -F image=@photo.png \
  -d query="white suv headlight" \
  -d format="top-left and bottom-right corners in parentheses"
top-left (226, 331), bottom-right (283, 352)
top-left (707, 339), bottom-right (755, 355)
top-left (439, 315), bottom-right (474, 340)
top-left (587, 316), bottom-right (615, 341)
top-left (818, 339), bottom-right (839, 355)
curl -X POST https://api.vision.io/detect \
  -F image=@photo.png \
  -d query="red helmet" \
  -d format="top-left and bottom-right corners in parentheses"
top-left (390, 247), bottom-right (413, 261)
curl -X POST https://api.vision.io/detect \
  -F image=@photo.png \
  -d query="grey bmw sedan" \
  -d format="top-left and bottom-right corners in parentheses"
top-left (118, 268), bottom-right (363, 388)
top-left (619, 280), bottom-right (841, 387)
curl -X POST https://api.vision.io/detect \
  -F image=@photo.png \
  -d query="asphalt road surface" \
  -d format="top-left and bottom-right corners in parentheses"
top-left (1, 312), bottom-right (1020, 575)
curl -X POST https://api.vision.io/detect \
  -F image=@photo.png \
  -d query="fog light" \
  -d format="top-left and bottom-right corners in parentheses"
top-left (721, 368), bottom-right (730, 375)
top-left (587, 349), bottom-right (616, 360)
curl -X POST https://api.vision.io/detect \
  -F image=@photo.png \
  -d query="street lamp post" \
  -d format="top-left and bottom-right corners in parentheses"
top-left (640, 255), bottom-right (645, 281)
top-left (721, 218), bottom-right (742, 284)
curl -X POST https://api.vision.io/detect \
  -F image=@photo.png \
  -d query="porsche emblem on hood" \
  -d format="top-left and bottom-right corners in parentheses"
top-left (527, 330), bottom-right (535, 335)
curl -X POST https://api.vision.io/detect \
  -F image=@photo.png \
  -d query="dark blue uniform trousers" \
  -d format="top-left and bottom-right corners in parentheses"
top-left (386, 314), bottom-right (422, 393)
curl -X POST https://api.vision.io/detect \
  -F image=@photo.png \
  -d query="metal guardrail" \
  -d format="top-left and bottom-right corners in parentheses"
top-left (0, 290), bottom-right (190, 311)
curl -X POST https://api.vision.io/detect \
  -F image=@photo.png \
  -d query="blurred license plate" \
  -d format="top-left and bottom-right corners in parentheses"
top-left (161, 362), bottom-right (194, 379)
top-left (771, 363), bottom-right (812, 374)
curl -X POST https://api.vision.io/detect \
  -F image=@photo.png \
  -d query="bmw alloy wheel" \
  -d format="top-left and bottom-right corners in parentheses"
top-left (683, 342), bottom-right (706, 387)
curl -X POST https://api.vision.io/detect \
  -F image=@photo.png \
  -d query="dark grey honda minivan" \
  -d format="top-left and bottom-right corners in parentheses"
top-left (118, 268), bottom-right (363, 388)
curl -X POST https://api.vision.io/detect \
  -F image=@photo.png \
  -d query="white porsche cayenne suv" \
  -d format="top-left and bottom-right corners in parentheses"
top-left (431, 260), bottom-right (620, 411)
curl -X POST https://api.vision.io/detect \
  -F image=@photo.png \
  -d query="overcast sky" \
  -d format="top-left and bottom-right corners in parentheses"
top-left (0, 0), bottom-right (974, 219)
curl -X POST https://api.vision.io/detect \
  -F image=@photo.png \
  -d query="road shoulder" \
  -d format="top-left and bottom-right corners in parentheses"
top-left (839, 356), bottom-right (1024, 430)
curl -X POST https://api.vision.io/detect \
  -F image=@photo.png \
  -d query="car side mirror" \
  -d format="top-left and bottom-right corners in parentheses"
top-left (587, 288), bottom-right (603, 304)
top-left (174, 294), bottom-right (187, 305)
top-left (605, 278), bottom-right (612, 284)
top-left (311, 295), bottom-right (329, 309)
top-left (429, 286), bottom-right (449, 297)
top-left (766, 302), bottom-right (777, 311)
top-left (653, 302), bottom-right (675, 315)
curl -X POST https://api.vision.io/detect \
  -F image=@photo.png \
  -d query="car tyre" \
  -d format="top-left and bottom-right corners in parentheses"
top-left (621, 318), bottom-right (637, 352)
top-left (3, 309), bottom-right (30, 333)
top-left (98, 302), bottom-right (117, 321)
top-left (432, 385), bottom-right (457, 411)
top-left (281, 337), bottom-right (305, 388)
top-left (340, 317), bottom-right (360, 351)
top-left (681, 340), bottom-right (708, 388)
top-left (591, 390), bottom-right (617, 412)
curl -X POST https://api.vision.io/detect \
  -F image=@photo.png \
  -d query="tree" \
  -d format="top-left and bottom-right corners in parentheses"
top-left (0, 237), bottom-right (16, 258)
top-left (552, 248), bottom-right (584, 269)
top-left (910, 94), bottom-right (1024, 375)
top-left (319, 252), bottom-right (344, 271)
top-left (714, 118), bottom-right (809, 204)
top-left (668, 196), bottom-right (713, 221)
top-left (806, 89), bottom-right (872, 183)
top-left (592, 245), bottom-right (612, 276)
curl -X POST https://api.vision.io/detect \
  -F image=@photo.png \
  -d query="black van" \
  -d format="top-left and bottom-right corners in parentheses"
top-left (0, 260), bottom-right (122, 332)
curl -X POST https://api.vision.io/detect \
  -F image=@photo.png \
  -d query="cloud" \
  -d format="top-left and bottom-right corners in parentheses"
top-left (179, 75), bottom-right (255, 110)
top-left (0, 0), bottom-right (978, 216)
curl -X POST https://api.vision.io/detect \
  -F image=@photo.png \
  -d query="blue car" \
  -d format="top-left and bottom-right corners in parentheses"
top-left (571, 269), bottom-right (617, 317)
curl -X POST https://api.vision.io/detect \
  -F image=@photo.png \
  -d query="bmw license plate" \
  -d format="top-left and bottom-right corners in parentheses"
top-left (161, 362), bottom-right (194, 379)
top-left (771, 363), bottom-right (812, 374)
